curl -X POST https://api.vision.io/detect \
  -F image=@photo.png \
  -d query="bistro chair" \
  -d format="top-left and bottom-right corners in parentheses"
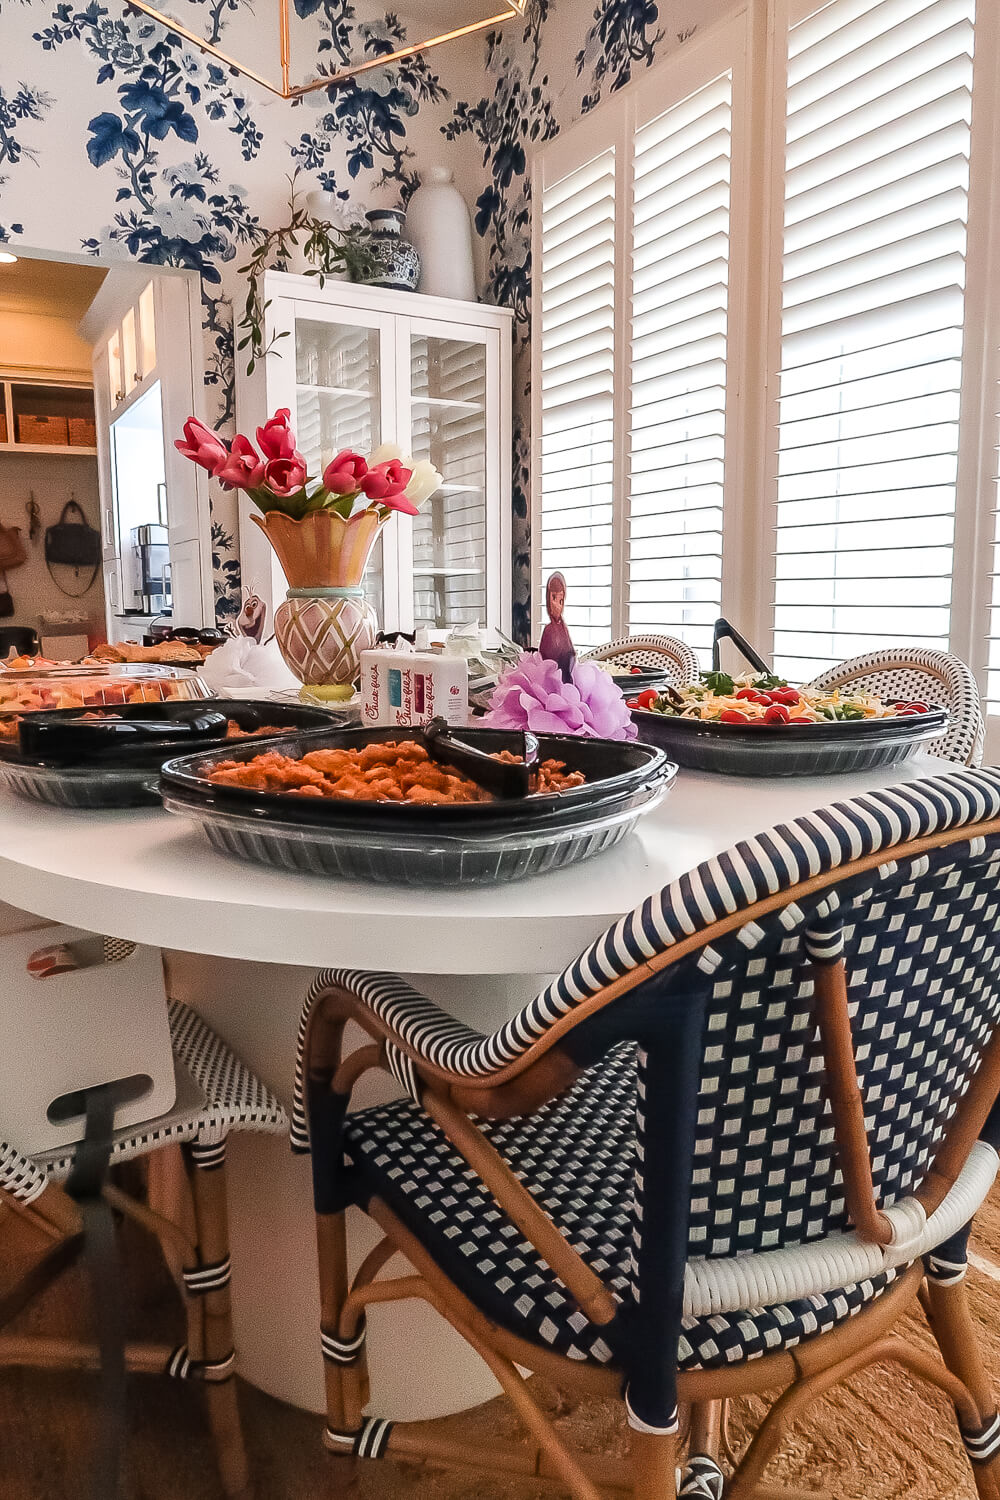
top-left (296, 765), bottom-right (1000, 1499)
top-left (0, 998), bottom-right (287, 1498)
top-left (807, 647), bottom-right (984, 766)
top-left (581, 633), bottom-right (701, 684)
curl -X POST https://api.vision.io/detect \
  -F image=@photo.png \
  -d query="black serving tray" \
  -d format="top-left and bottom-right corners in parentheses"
top-left (0, 700), bottom-right (338, 809)
top-left (160, 725), bottom-right (675, 885)
top-left (611, 669), bottom-right (676, 693)
top-left (629, 704), bottom-right (949, 777)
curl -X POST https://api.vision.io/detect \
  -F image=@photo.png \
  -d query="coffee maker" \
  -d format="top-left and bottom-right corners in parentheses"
top-left (130, 523), bottom-right (171, 615)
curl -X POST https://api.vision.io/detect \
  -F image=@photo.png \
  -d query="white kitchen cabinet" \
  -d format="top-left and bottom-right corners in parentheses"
top-left (236, 273), bottom-right (513, 637)
top-left (89, 272), bottom-right (213, 637)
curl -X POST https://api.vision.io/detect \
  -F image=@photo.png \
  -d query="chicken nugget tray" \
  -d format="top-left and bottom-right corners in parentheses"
top-left (161, 726), bottom-right (675, 886)
top-left (0, 700), bottom-right (337, 809)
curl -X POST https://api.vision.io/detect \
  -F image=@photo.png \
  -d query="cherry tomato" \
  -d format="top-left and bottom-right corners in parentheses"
top-left (896, 706), bottom-right (920, 715)
top-left (736, 688), bottom-right (768, 703)
top-left (788, 715), bottom-right (813, 723)
top-left (630, 666), bottom-right (642, 674)
top-left (637, 688), bottom-right (659, 709)
top-left (626, 699), bottom-right (640, 710)
top-left (719, 709), bottom-right (749, 724)
top-left (909, 702), bottom-right (928, 713)
top-left (771, 688), bottom-right (801, 706)
top-left (764, 704), bottom-right (790, 724)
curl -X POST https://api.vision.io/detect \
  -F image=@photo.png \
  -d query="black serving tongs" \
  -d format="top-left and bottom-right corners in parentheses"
top-left (19, 706), bottom-right (231, 765)
top-left (711, 617), bottom-right (773, 676)
top-left (422, 716), bottom-right (539, 799)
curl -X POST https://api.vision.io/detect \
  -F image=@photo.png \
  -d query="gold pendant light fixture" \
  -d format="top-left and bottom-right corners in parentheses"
top-left (125, 0), bottom-right (527, 98)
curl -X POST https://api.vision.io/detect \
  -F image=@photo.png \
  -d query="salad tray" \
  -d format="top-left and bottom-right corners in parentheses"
top-left (161, 726), bottom-right (675, 886)
top-left (630, 704), bottom-right (948, 777)
top-left (0, 700), bottom-right (337, 809)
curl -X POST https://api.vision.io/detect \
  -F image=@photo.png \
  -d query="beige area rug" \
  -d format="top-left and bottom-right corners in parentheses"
top-left (5, 1187), bottom-right (1000, 1499)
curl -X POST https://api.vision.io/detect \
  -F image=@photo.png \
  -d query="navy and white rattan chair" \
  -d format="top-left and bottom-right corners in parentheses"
top-left (807, 648), bottom-right (984, 767)
top-left (297, 767), bottom-right (1000, 1499)
top-left (0, 999), bottom-right (287, 1498)
top-left (581, 634), bottom-right (701, 684)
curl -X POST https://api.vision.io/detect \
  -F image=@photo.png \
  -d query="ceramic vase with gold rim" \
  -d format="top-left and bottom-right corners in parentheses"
top-left (250, 508), bottom-right (386, 686)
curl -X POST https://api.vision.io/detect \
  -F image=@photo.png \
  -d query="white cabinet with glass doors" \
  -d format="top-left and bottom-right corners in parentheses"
top-left (89, 273), bottom-right (214, 639)
top-left (236, 273), bottom-right (513, 638)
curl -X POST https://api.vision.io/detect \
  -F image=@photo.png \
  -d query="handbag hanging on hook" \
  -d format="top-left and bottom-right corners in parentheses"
top-left (45, 495), bottom-right (101, 598)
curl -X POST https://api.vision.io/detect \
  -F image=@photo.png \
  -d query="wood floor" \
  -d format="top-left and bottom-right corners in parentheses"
top-left (5, 1182), bottom-right (1000, 1499)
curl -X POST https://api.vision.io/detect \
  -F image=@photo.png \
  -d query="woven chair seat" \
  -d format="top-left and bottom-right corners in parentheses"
top-left (3, 1000), bottom-right (287, 1205)
top-left (343, 1044), bottom-right (898, 1370)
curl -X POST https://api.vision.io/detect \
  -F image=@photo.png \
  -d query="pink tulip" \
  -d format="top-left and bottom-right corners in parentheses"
top-left (214, 433), bottom-right (265, 490)
top-left (175, 416), bottom-right (227, 474)
top-left (323, 450), bottom-right (369, 494)
top-left (262, 456), bottom-right (308, 498)
top-left (256, 408), bottom-right (298, 461)
top-left (379, 490), bottom-right (420, 517)
top-left (361, 459), bottom-right (412, 500)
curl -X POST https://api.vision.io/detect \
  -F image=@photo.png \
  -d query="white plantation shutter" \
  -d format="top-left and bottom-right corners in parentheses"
top-left (628, 73), bottom-right (732, 658)
top-left (772, 0), bottom-right (975, 680)
top-left (538, 149), bottom-right (616, 650)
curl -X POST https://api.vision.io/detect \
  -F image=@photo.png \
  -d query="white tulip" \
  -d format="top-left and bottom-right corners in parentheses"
top-left (404, 459), bottom-right (443, 509)
top-left (368, 442), bottom-right (403, 465)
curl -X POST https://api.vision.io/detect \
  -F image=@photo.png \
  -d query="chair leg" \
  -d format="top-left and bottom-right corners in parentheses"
top-left (924, 1274), bottom-right (1000, 1500)
top-left (630, 1428), bottom-right (679, 1500)
top-left (681, 1401), bottom-right (725, 1497)
top-left (183, 1142), bottom-right (251, 1500)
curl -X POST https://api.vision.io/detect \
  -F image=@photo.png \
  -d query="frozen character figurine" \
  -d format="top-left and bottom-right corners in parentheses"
top-left (538, 570), bottom-right (576, 681)
top-left (235, 585), bottom-right (267, 643)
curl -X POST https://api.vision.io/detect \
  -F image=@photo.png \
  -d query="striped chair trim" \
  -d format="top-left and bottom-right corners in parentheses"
top-left (679, 1456), bottom-right (725, 1498)
top-left (580, 634), bottom-right (701, 685)
top-left (166, 1345), bottom-right (236, 1382)
top-left (321, 1323), bottom-right (366, 1365)
top-left (807, 648), bottom-right (984, 768)
top-left (963, 1414), bottom-right (1000, 1465)
top-left (182, 1256), bottom-right (232, 1295)
top-left (0, 1141), bottom-right (47, 1206)
top-left (291, 769), bottom-right (1000, 1127)
top-left (323, 1419), bottom-right (394, 1458)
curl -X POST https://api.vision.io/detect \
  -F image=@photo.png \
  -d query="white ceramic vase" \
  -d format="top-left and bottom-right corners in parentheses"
top-left (405, 166), bottom-right (477, 301)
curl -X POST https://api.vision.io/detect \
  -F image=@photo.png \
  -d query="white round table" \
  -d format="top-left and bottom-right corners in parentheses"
top-left (0, 752), bottom-right (947, 1416)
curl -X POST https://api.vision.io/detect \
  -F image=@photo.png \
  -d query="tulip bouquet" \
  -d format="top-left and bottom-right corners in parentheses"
top-left (174, 408), bottom-right (441, 522)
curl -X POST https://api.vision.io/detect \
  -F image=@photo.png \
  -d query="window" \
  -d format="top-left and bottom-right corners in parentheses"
top-left (532, 22), bottom-right (744, 657)
top-left (628, 74), bottom-right (732, 658)
top-left (533, 0), bottom-right (1000, 741)
top-left (773, 0), bottom-right (975, 680)
top-left (539, 149), bottom-right (617, 649)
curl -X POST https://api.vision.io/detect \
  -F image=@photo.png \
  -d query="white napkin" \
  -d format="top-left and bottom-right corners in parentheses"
top-left (199, 635), bottom-right (299, 699)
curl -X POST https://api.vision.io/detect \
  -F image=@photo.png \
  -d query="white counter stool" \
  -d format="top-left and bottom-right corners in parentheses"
top-left (296, 765), bottom-right (1000, 1499)
top-left (580, 633), bottom-right (701, 683)
top-left (0, 998), bottom-right (287, 1498)
top-left (807, 647), bottom-right (984, 766)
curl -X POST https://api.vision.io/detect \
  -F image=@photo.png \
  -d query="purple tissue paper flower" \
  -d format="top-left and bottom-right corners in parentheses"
top-left (483, 655), bottom-right (638, 741)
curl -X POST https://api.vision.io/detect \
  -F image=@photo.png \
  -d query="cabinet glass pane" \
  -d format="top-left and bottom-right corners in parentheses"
top-left (410, 335), bottom-right (487, 632)
top-left (138, 282), bottom-right (157, 380)
top-left (122, 307), bottom-right (139, 396)
top-left (107, 331), bottom-right (123, 408)
top-left (293, 318), bottom-right (384, 612)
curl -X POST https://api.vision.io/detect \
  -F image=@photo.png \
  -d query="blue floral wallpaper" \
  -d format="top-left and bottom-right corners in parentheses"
top-left (449, 0), bottom-right (731, 641)
top-left (1, 0), bottom-right (732, 634)
top-left (0, 0), bottom-right (459, 623)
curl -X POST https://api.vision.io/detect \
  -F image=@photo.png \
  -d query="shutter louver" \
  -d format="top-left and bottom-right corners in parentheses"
top-left (773, 0), bottom-right (975, 681)
top-left (539, 151), bottom-right (616, 648)
top-left (627, 73), bottom-right (732, 659)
